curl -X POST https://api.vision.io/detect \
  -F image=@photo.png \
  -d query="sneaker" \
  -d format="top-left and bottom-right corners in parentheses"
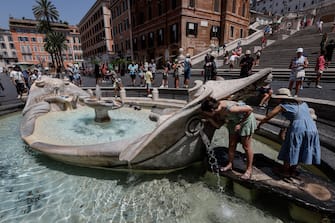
top-left (316, 85), bottom-right (322, 89)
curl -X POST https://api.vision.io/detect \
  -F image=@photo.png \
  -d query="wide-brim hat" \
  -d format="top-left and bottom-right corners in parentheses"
top-left (271, 88), bottom-right (298, 100)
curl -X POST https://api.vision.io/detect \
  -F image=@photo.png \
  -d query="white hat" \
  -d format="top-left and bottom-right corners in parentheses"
top-left (271, 88), bottom-right (298, 100)
top-left (245, 50), bottom-right (251, 55)
top-left (296, 48), bottom-right (304, 53)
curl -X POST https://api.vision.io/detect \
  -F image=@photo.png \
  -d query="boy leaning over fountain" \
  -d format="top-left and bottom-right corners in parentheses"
top-left (201, 97), bottom-right (257, 180)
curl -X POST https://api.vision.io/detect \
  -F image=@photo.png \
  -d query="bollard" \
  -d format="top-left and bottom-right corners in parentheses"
top-left (120, 87), bottom-right (126, 101)
top-left (152, 88), bottom-right (159, 100)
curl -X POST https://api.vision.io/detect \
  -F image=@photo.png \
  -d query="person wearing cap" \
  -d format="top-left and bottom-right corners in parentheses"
top-left (10, 65), bottom-right (26, 99)
top-left (183, 53), bottom-right (192, 88)
top-left (239, 50), bottom-right (254, 78)
top-left (288, 48), bottom-right (308, 97)
top-left (257, 88), bottom-right (320, 177)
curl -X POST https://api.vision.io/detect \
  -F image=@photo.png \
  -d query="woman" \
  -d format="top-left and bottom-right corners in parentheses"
top-left (288, 48), bottom-right (308, 97)
top-left (257, 88), bottom-right (321, 176)
top-left (201, 97), bottom-right (257, 180)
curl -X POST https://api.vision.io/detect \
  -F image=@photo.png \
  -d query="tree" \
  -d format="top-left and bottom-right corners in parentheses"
top-left (33, 0), bottom-right (63, 69)
top-left (45, 32), bottom-right (67, 69)
top-left (32, 0), bottom-right (59, 33)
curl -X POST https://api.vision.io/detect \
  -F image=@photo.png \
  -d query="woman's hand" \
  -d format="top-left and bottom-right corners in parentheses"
top-left (257, 122), bottom-right (263, 130)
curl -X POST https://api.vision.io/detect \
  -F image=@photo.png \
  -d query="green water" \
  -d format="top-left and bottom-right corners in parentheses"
top-left (0, 112), bottom-right (286, 223)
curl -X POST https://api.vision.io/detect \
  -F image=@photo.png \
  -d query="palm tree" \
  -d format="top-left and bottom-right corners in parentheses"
top-left (32, 0), bottom-right (59, 33)
top-left (45, 32), bottom-right (67, 69)
top-left (33, 0), bottom-right (60, 68)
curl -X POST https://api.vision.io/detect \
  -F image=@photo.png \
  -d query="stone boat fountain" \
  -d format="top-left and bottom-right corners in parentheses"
top-left (20, 69), bottom-right (272, 171)
top-left (19, 70), bottom-right (335, 222)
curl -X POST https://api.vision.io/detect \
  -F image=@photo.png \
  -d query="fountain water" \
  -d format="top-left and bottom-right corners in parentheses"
top-left (0, 112), bottom-right (286, 223)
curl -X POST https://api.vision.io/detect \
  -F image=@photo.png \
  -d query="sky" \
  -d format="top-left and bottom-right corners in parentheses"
top-left (0, 0), bottom-right (97, 29)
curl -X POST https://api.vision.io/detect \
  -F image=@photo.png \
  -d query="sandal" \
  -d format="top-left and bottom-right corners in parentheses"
top-left (240, 171), bottom-right (252, 180)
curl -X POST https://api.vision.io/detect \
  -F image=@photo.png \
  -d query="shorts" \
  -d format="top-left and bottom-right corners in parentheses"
top-left (130, 73), bottom-right (136, 79)
top-left (184, 69), bottom-right (191, 79)
top-left (259, 87), bottom-right (271, 94)
top-left (317, 70), bottom-right (323, 77)
top-left (145, 83), bottom-right (152, 89)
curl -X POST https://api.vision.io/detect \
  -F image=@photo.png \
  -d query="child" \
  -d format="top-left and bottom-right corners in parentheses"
top-left (144, 67), bottom-right (153, 96)
top-left (312, 50), bottom-right (326, 89)
top-left (258, 81), bottom-right (273, 109)
top-left (160, 63), bottom-right (169, 88)
top-left (110, 70), bottom-right (122, 98)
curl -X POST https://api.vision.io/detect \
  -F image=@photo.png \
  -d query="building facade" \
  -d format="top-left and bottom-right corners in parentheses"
top-left (78, 0), bottom-right (113, 69)
top-left (0, 28), bottom-right (17, 70)
top-left (110, 0), bottom-right (250, 64)
top-left (9, 17), bottom-right (83, 69)
top-left (251, 0), bottom-right (332, 16)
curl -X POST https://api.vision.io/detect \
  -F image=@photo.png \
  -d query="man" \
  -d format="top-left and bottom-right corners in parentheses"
top-left (128, 61), bottom-right (138, 86)
top-left (10, 65), bottom-right (26, 99)
top-left (203, 53), bottom-right (216, 82)
top-left (239, 50), bottom-right (254, 78)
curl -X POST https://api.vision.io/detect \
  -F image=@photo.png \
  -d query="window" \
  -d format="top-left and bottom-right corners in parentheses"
top-left (133, 37), bottom-right (138, 50)
top-left (186, 22), bottom-right (198, 37)
top-left (170, 23), bottom-right (179, 43)
top-left (157, 28), bottom-right (164, 46)
top-left (148, 5), bottom-right (152, 20)
top-left (189, 0), bottom-right (195, 7)
top-left (8, 36), bottom-right (12, 42)
top-left (1, 43), bottom-right (6, 49)
top-left (148, 32), bottom-right (154, 47)
top-left (172, 0), bottom-right (177, 9)
top-left (230, 26), bottom-right (234, 38)
top-left (240, 29), bottom-right (243, 38)
top-left (158, 0), bottom-right (163, 15)
top-left (232, 0), bottom-right (236, 13)
top-left (242, 2), bottom-right (246, 17)
top-left (0, 36), bottom-right (3, 41)
top-left (214, 0), bottom-right (219, 12)
top-left (210, 26), bottom-right (220, 38)
top-left (10, 43), bottom-right (15, 49)
top-left (141, 35), bottom-right (146, 49)
top-left (31, 37), bottom-right (36, 42)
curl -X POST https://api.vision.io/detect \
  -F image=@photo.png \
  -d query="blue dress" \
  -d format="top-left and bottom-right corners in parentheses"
top-left (278, 102), bottom-right (321, 165)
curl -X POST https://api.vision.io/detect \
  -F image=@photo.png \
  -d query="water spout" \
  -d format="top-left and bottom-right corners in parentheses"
top-left (95, 84), bottom-right (101, 101)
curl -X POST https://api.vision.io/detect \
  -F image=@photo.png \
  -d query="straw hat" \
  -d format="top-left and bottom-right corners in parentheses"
top-left (245, 50), bottom-right (251, 55)
top-left (271, 88), bottom-right (297, 100)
